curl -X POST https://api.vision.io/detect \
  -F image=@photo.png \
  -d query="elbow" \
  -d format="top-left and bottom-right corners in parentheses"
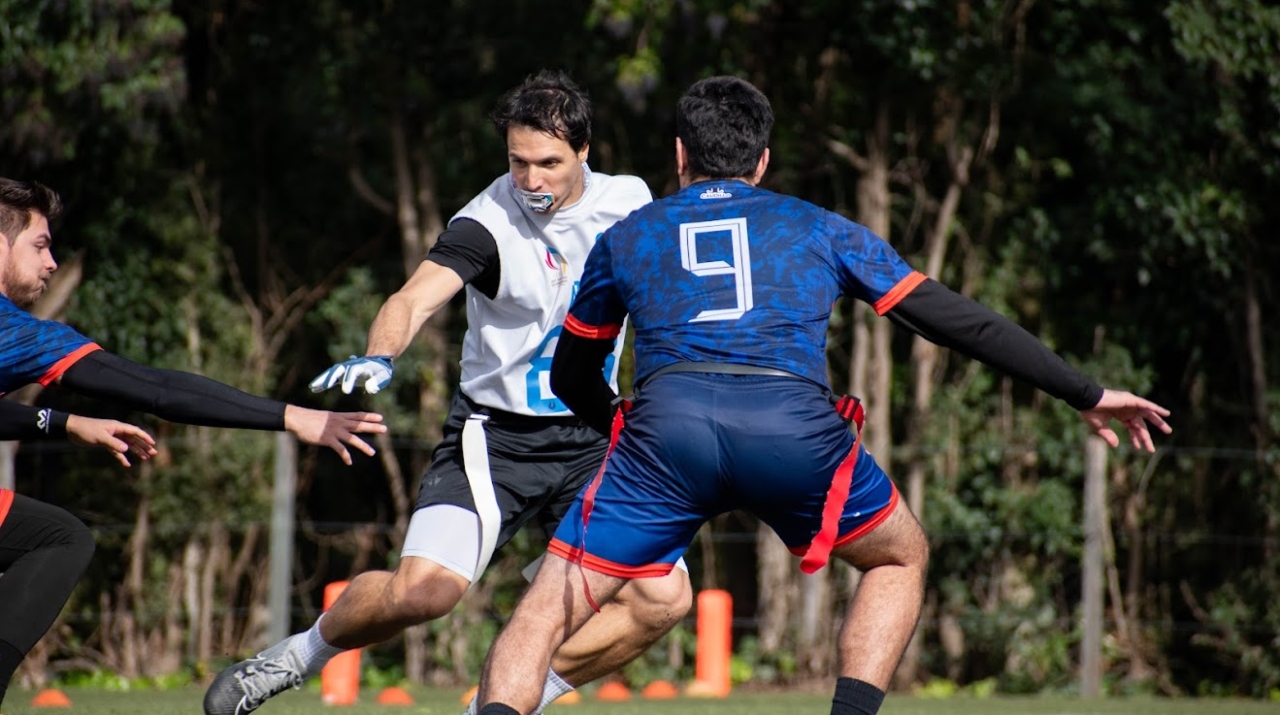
top-left (549, 360), bottom-right (576, 409)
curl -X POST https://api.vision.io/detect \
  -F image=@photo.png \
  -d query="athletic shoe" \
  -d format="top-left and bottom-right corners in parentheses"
top-left (203, 636), bottom-right (309, 715)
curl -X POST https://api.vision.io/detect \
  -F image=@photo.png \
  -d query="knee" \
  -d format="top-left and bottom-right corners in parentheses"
top-left (907, 519), bottom-right (930, 570)
top-left (618, 569), bottom-right (693, 634)
top-left (58, 511), bottom-right (95, 575)
top-left (386, 563), bottom-right (468, 622)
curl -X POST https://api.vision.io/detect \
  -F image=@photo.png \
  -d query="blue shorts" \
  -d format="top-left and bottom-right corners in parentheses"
top-left (548, 373), bottom-right (898, 577)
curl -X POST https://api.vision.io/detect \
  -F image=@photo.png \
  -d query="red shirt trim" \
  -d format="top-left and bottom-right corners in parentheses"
top-left (872, 271), bottom-right (927, 316)
top-left (38, 343), bottom-right (103, 386)
top-left (0, 489), bottom-right (14, 530)
top-left (563, 314), bottom-right (622, 340)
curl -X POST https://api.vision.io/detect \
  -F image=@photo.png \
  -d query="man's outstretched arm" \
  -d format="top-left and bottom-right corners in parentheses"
top-left (885, 277), bottom-right (1171, 450)
top-left (56, 351), bottom-right (384, 464)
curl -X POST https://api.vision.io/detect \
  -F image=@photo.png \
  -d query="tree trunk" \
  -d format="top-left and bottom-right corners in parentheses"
top-left (183, 538), bottom-right (206, 662)
top-left (121, 479), bottom-right (152, 678)
top-left (853, 106), bottom-right (894, 468)
top-left (756, 525), bottom-right (795, 654)
top-left (1243, 268), bottom-right (1276, 561)
top-left (798, 570), bottom-right (835, 674)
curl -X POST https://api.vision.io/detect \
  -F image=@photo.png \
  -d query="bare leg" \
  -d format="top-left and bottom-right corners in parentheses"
top-left (320, 555), bottom-right (470, 648)
top-left (550, 567), bottom-right (691, 685)
top-left (478, 554), bottom-right (628, 714)
top-left (203, 555), bottom-right (471, 715)
top-left (829, 498), bottom-right (929, 689)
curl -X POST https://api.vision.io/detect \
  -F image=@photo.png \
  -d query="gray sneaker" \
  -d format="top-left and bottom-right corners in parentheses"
top-left (203, 637), bottom-right (309, 715)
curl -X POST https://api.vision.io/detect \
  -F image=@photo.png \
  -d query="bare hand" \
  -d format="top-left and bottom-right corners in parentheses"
top-left (283, 405), bottom-right (386, 465)
top-left (65, 415), bottom-right (158, 468)
top-left (1079, 389), bottom-right (1172, 453)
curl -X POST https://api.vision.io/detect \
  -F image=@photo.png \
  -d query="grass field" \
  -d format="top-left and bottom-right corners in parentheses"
top-left (3, 685), bottom-right (1278, 715)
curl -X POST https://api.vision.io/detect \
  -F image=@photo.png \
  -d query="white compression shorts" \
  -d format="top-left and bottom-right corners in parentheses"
top-left (402, 504), bottom-right (688, 584)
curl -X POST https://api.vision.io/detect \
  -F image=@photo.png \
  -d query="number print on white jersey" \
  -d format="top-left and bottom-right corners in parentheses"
top-left (523, 324), bottom-right (616, 414)
top-left (679, 217), bottom-right (754, 322)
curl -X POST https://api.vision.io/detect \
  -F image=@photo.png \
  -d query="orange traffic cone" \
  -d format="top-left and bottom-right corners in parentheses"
top-left (376, 686), bottom-right (414, 705)
top-left (320, 581), bottom-right (359, 706)
top-left (31, 689), bottom-right (72, 707)
top-left (595, 681), bottom-right (631, 702)
top-left (641, 680), bottom-right (679, 699)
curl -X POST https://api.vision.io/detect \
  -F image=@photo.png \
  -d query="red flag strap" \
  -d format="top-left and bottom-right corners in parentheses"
top-left (799, 395), bottom-right (865, 574)
top-left (577, 399), bottom-right (630, 613)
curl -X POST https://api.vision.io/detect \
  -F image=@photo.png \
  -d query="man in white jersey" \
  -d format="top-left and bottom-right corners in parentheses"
top-left (204, 71), bottom-right (692, 715)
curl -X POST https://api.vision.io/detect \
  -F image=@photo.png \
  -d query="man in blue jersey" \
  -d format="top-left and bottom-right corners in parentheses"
top-left (0, 177), bottom-right (386, 709)
top-left (473, 76), bottom-right (1173, 715)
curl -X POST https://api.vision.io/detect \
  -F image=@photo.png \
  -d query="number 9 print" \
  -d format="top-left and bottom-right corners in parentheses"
top-left (680, 218), bottom-right (754, 322)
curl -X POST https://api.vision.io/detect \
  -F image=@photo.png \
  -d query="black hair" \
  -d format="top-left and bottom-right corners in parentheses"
top-left (491, 70), bottom-right (592, 152)
top-left (675, 76), bottom-right (774, 179)
top-left (0, 178), bottom-right (62, 243)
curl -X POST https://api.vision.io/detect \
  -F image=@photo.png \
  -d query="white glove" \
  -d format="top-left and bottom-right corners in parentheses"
top-left (309, 355), bottom-right (394, 394)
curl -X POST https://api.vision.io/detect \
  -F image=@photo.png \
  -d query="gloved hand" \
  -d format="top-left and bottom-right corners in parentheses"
top-left (309, 355), bottom-right (395, 394)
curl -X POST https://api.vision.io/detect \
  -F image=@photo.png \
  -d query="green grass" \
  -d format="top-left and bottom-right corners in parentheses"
top-left (3, 685), bottom-right (1278, 715)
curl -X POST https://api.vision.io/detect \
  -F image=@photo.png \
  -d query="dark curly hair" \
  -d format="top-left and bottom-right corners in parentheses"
top-left (491, 70), bottom-right (592, 152)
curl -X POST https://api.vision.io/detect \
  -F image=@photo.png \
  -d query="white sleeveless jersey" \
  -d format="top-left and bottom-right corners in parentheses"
top-left (452, 168), bottom-right (651, 416)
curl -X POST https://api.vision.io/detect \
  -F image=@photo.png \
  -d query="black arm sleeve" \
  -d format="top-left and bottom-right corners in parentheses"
top-left (885, 278), bottom-right (1104, 410)
top-left (59, 351), bottom-right (287, 430)
top-left (550, 331), bottom-right (620, 436)
top-left (0, 400), bottom-right (69, 440)
top-left (425, 218), bottom-right (501, 299)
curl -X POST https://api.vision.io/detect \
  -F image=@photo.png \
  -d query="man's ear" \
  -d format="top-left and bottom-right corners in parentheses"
top-left (751, 148), bottom-right (770, 184)
top-left (676, 138), bottom-right (690, 186)
top-left (578, 143), bottom-right (590, 164)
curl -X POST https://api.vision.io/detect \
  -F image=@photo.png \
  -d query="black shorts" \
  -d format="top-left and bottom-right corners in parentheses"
top-left (414, 390), bottom-right (608, 551)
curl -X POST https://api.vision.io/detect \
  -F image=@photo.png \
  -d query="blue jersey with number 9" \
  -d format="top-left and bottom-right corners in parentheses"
top-left (563, 181), bottom-right (924, 388)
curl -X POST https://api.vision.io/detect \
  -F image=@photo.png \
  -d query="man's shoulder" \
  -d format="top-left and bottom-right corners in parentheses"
top-left (462, 173), bottom-right (512, 205)
top-left (592, 172), bottom-right (653, 208)
top-left (451, 174), bottom-right (517, 226)
top-left (751, 189), bottom-right (864, 234)
top-left (0, 296), bottom-right (37, 326)
top-left (753, 186), bottom-right (829, 215)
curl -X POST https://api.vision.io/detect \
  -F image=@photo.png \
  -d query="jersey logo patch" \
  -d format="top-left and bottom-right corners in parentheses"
top-left (699, 187), bottom-right (733, 200)
top-left (544, 247), bottom-right (570, 286)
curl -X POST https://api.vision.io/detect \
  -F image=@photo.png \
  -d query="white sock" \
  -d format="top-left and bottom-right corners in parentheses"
top-left (296, 614), bottom-right (346, 672)
top-left (463, 670), bottom-right (574, 715)
top-left (536, 670), bottom-right (575, 713)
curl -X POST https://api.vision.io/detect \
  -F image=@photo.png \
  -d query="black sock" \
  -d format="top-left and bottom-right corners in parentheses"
top-left (830, 677), bottom-right (886, 715)
top-left (0, 638), bottom-right (26, 709)
top-left (476, 704), bottom-right (521, 715)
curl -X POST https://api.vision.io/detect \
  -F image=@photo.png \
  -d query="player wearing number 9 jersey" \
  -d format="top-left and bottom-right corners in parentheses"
top-left (550, 150), bottom-right (924, 576)
top-left (471, 76), bottom-right (1170, 715)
